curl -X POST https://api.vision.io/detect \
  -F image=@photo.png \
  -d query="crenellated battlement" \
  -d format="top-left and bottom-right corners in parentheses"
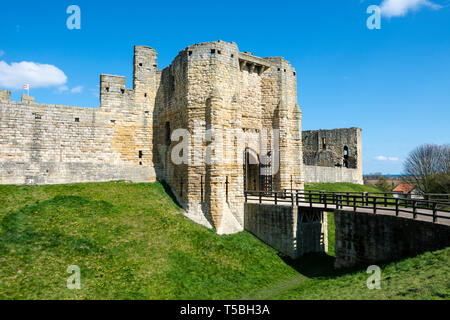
top-left (0, 89), bottom-right (11, 102)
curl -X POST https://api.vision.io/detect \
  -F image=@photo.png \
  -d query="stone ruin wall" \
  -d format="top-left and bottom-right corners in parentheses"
top-left (302, 128), bottom-right (363, 184)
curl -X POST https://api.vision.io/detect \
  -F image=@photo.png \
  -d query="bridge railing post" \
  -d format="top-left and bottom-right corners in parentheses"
top-left (373, 197), bottom-right (377, 214)
top-left (413, 200), bottom-right (417, 219)
top-left (244, 191), bottom-right (247, 203)
top-left (309, 191), bottom-right (312, 208)
top-left (384, 193), bottom-right (388, 207)
top-left (296, 191), bottom-right (299, 206)
top-left (259, 192), bottom-right (262, 204)
top-left (275, 192), bottom-right (278, 205)
top-left (324, 193), bottom-right (327, 209)
top-left (395, 198), bottom-right (399, 216)
top-left (353, 195), bottom-right (356, 212)
top-left (433, 202), bottom-right (437, 223)
top-left (364, 192), bottom-right (368, 206)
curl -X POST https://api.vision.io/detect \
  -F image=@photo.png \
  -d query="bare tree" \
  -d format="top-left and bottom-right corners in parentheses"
top-left (403, 144), bottom-right (450, 193)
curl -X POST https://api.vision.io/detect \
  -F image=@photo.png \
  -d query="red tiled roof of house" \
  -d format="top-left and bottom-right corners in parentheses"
top-left (392, 184), bottom-right (416, 195)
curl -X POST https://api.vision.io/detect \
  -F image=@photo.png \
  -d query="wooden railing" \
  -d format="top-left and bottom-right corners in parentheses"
top-left (283, 189), bottom-right (450, 203)
top-left (244, 190), bottom-right (450, 224)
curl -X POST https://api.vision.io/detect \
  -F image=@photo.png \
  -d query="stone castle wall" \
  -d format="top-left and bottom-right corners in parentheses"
top-left (0, 46), bottom-right (158, 186)
top-left (0, 95), bottom-right (155, 185)
top-left (0, 40), bottom-right (306, 234)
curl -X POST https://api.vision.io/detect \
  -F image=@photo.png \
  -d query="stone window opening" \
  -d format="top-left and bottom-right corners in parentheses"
top-left (343, 146), bottom-right (349, 168)
top-left (188, 51), bottom-right (192, 56)
top-left (218, 50), bottom-right (221, 54)
top-left (110, 119), bottom-right (116, 124)
top-left (144, 93), bottom-right (147, 98)
top-left (75, 117), bottom-right (80, 122)
top-left (165, 122), bottom-right (171, 146)
top-left (293, 72), bottom-right (296, 76)
top-left (139, 63), bottom-right (143, 67)
top-left (210, 49), bottom-right (216, 55)
top-left (120, 89), bottom-right (125, 94)
top-left (344, 146), bottom-right (349, 159)
top-left (322, 137), bottom-right (326, 150)
top-left (231, 54), bottom-right (234, 58)
top-left (343, 160), bottom-right (349, 168)
top-left (139, 150), bottom-right (143, 159)
top-left (105, 87), bottom-right (110, 93)
top-left (33, 113), bottom-right (41, 120)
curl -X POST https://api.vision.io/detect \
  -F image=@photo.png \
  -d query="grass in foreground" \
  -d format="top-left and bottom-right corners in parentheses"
top-left (0, 181), bottom-right (448, 299)
top-left (0, 182), bottom-right (299, 299)
top-left (261, 247), bottom-right (450, 300)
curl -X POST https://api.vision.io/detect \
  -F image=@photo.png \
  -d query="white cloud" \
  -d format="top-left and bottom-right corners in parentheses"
top-left (56, 85), bottom-right (69, 94)
top-left (70, 86), bottom-right (83, 94)
top-left (56, 85), bottom-right (83, 95)
top-left (380, 0), bottom-right (442, 17)
top-left (0, 61), bottom-right (67, 90)
top-left (375, 155), bottom-right (400, 161)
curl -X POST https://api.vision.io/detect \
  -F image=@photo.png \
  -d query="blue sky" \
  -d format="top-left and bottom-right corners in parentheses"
top-left (0, 0), bottom-right (449, 174)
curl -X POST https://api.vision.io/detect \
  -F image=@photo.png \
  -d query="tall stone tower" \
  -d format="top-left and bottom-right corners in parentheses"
top-left (151, 41), bottom-right (304, 234)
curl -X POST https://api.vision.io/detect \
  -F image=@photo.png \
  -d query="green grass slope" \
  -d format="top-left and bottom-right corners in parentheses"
top-left (262, 247), bottom-right (450, 300)
top-left (0, 182), bottom-right (299, 299)
top-left (0, 181), bottom-right (448, 300)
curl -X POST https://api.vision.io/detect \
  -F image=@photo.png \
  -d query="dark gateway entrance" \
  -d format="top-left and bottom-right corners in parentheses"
top-left (244, 148), bottom-right (272, 194)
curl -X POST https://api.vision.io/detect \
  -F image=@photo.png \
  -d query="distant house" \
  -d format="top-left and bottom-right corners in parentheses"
top-left (392, 184), bottom-right (424, 200)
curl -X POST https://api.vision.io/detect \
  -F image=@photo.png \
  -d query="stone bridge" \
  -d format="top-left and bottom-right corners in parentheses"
top-left (244, 191), bottom-right (450, 268)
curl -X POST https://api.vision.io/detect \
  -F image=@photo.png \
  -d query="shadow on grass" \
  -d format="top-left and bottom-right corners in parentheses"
top-left (280, 252), bottom-right (364, 278)
top-left (159, 180), bottom-right (182, 208)
top-left (0, 195), bottom-right (114, 255)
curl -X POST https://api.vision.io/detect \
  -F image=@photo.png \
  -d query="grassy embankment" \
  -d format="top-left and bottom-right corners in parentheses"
top-left (0, 181), bottom-right (448, 299)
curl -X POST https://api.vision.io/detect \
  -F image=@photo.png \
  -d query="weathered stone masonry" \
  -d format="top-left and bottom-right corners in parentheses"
top-left (244, 203), bottom-right (328, 258)
top-left (302, 128), bottom-right (363, 184)
top-left (152, 41), bottom-right (304, 234)
top-left (334, 210), bottom-right (450, 268)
